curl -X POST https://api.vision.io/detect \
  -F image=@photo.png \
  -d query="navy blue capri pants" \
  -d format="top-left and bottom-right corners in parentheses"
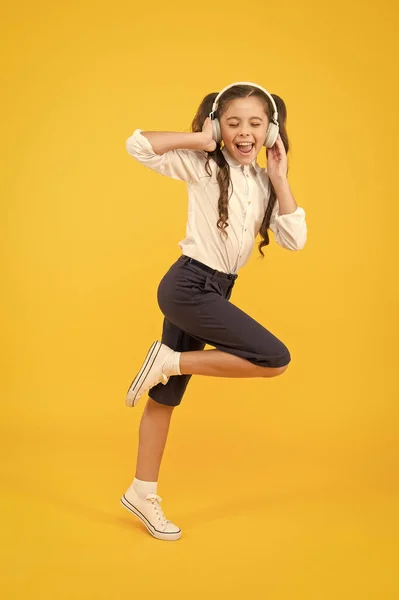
top-left (149, 255), bottom-right (291, 407)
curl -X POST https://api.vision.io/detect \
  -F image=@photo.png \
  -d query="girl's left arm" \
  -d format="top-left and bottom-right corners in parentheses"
top-left (272, 176), bottom-right (297, 215)
top-left (266, 134), bottom-right (307, 250)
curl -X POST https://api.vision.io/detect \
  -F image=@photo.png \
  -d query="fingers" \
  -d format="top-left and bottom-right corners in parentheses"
top-left (271, 134), bottom-right (283, 152)
top-left (268, 135), bottom-right (280, 150)
top-left (202, 116), bottom-right (211, 131)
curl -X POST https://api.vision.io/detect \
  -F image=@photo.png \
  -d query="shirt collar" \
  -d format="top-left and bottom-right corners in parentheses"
top-left (221, 145), bottom-right (259, 174)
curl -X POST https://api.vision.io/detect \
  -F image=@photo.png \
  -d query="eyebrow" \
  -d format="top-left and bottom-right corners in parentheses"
top-left (226, 116), bottom-right (264, 121)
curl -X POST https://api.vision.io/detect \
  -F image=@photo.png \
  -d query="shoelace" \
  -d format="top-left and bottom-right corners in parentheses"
top-left (145, 493), bottom-right (170, 527)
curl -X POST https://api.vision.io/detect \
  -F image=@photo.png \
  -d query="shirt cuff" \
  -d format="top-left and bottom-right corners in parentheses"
top-left (128, 128), bottom-right (156, 156)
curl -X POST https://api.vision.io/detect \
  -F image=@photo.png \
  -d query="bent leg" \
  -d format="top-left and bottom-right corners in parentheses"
top-left (163, 291), bottom-right (291, 370)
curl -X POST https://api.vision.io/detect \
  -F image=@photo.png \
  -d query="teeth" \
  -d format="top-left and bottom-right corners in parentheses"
top-left (237, 142), bottom-right (253, 146)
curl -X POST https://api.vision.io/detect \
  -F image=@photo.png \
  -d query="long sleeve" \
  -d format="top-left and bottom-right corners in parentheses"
top-left (125, 129), bottom-right (207, 185)
top-left (269, 201), bottom-right (307, 251)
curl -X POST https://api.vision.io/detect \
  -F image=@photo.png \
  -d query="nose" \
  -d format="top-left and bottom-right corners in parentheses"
top-left (238, 127), bottom-right (252, 138)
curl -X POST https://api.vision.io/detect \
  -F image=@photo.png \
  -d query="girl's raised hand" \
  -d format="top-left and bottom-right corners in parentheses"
top-left (200, 117), bottom-right (217, 152)
top-left (266, 134), bottom-right (288, 182)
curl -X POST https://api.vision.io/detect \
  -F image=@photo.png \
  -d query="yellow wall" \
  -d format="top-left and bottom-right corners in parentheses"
top-left (2, 0), bottom-right (398, 598)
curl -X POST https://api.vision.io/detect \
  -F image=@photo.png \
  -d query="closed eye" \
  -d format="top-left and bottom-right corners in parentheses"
top-left (229, 124), bottom-right (261, 127)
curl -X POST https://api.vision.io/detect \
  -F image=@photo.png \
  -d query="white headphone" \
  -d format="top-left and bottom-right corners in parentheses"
top-left (208, 81), bottom-right (279, 148)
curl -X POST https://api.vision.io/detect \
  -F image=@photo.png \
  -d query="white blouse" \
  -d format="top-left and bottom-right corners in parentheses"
top-left (126, 129), bottom-right (307, 274)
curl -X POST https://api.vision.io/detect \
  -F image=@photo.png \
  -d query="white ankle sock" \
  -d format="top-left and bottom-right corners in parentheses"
top-left (132, 477), bottom-right (158, 499)
top-left (162, 350), bottom-right (181, 377)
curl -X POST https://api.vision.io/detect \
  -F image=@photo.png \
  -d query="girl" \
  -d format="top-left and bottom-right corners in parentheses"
top-left (120, 82), bottom-right (307, 541)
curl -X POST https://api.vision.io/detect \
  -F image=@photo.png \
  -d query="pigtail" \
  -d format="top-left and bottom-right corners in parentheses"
top-left (190, 93), bottom-right (232, 241)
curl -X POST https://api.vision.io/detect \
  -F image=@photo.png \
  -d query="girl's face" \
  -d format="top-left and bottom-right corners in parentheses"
top-left (219, 96), bottom-right (269, 164)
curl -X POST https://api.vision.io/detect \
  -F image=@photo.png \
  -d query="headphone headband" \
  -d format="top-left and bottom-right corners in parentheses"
top-left (209, 81), bottom-right (278, 124)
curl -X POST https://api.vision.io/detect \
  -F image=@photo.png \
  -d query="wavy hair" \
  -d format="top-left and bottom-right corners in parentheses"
top-left (190, 84), bottom-right (289, 257)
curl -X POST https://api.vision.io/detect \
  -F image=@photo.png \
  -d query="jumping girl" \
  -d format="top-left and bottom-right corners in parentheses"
top-left (120, 82), bottom-right (307, 541)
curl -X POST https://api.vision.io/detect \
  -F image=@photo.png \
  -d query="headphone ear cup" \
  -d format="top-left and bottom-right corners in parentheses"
top-left (264, 122), bottom-right (279, 148)
top-left (212, 118), bottom-right (222, 144)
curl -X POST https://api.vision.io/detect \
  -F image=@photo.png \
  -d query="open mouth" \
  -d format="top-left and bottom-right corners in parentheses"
top-left (236, 143), bottom-right (255, 155)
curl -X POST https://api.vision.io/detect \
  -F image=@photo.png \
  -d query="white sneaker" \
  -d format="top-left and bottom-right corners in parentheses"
top-left (126, 341), bottom-right (173, 407)
top-left (120, 486), bottom-right (182, 541)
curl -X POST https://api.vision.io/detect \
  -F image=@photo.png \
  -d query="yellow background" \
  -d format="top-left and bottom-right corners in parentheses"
top-left (2, 0), bottom-right (398, 598)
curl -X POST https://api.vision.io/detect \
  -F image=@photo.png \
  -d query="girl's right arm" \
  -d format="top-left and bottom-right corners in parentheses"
top-left (141, 118), bottom-right (216, 154)
top-left (140, 131), bottom-right (205, 155)
top-left (125, 118), bottom-right (216, 184)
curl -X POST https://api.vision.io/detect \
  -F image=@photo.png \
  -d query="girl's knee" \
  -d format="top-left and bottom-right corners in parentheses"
top-left (266, 346), bottom-right (291, 376)
top-left (260, 354), bottom-right (290, 377)
top-left (263, 363), bottom-right (289, 377)
top-left (274, 363), bottom-right (290, 376)
top-left (277, 348), bottom-right (291, 372)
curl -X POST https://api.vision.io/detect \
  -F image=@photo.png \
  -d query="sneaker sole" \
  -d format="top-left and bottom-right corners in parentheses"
top-left (126, 341), bottom-right (162, 407)
top-left (120, 495), bottom-right (182, 541)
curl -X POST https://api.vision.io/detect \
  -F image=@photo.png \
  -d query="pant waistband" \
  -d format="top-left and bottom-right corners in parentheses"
top-left (180, 255), bottom-right (238, 281)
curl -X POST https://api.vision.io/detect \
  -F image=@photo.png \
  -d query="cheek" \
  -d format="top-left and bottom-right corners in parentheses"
top-left (220, 126), bottom-right (233, 144)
